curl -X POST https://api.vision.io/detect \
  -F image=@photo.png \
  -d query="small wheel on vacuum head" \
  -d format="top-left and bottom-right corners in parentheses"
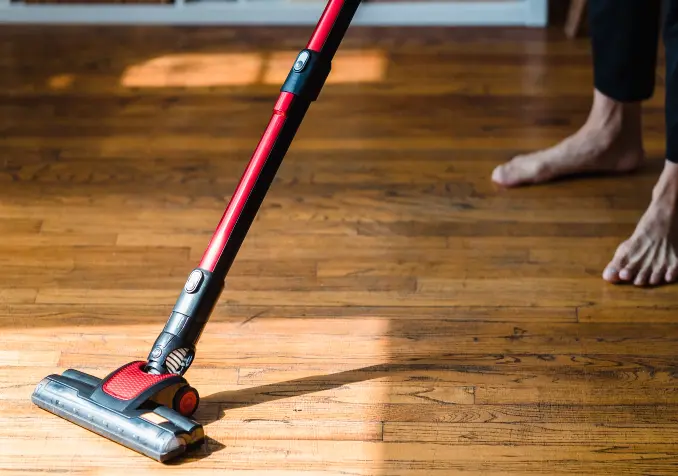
top-left (173, 385), bottom-right (200, 417)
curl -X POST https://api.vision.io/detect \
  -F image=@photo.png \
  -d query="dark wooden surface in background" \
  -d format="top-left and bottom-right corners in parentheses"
top-left (0, 24), bottom-right (676, 474)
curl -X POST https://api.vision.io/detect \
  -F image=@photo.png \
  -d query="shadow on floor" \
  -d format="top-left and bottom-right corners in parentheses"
top-left (172, 359), bottom-right (483, 463)
top-left (169, 364), bottom-right (395, 464)
top-left (202, 363), bottom-right (398, 421)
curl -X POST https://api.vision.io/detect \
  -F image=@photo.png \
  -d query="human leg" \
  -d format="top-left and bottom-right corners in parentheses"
top-left (603, 0), bottom-right (678, 286)
top-left (491, 0), bottom-right (660, 187)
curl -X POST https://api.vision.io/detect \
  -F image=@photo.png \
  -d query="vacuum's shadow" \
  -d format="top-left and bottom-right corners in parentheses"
top-left (171, 364), bottom-right (396, 464)
top-left (203, 363), bottom-right (397, 422)
top-left (172, 358), bottom-right (490, 463)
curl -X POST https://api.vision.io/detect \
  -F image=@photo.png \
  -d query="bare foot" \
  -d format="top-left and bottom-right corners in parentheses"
top-left (492, 89), bottom-right (645, 187)
top-left (603, 161), bottom-right (678, 286)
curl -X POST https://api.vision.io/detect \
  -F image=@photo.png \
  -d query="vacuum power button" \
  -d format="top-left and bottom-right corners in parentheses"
top-left (294, 50), bottom-right (311, 72)
top-left (185, 270), bottom-right (203, 294)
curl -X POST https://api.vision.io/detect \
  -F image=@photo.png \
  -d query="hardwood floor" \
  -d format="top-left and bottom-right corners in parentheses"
top-left (1, 24), bottom-right (677, 474)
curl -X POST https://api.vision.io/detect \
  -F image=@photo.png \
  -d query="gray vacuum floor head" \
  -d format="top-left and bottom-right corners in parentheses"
top-left (32, 369), bottom-right (204, 462)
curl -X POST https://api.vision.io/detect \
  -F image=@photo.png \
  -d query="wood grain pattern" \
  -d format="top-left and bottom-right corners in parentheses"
top-left (1, 23), bottom-right (677, 475)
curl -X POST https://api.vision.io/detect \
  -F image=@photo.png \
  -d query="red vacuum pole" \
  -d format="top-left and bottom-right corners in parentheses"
top-left (145, 0), bottom-right (362, 376)
top-left (199, 0), bottom-right (360, 277)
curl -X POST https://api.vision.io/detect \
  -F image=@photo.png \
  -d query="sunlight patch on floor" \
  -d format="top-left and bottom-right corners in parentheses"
top-left (119, 50), bottom-right (387, 88)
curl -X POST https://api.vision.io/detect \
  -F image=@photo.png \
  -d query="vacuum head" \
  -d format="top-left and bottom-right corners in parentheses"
top-left (32, 362), bottom-right (203, 463)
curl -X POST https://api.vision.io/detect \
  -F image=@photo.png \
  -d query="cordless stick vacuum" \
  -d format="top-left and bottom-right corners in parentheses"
top-left (31, 0), bottom-right (361, 463)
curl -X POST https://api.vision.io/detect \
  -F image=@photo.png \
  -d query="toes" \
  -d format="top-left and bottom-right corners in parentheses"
top-left (492, 160), bottom-right (522, 187)
top-left (492, 156), bottom-right (544, 187)
top-left (666, 266), bottom-right (678, 283)
top-left (634, 265), bottom-right (652, 287)
top-left (619, 261), bottom-right (641, 282)
top-left (650, 264), bottom-right (667, 286)
top-left (619, 251), bottom-right (644, 282)
top-left (603, 243), bottom-right (631, 283)
top-left (602, 266), bottom-right (621, 282)
top-left (604, 217), bottom-right (678, 287)
top-left (491, 164), bottom-right (509, 185)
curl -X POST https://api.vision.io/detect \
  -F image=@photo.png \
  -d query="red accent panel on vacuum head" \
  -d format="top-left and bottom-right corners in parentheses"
top-left (102, 361), bottom-right (175, 401)
top-left (307, 0), bottom-right (346, 52)
top-left (198, 92), bottom-right (295, 273)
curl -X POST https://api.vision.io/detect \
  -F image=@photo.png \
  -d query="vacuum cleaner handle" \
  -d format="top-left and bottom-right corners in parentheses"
top-left (145, 0), bottom-right (362, 375)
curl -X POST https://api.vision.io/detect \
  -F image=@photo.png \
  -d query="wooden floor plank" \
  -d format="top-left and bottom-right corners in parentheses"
top-left (384, 422), bottom-right (678, 445)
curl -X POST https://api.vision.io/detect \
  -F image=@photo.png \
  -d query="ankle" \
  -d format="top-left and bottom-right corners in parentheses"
top-left (652, 161), bottom-right (678, 206)
top-left (585, 89), bottom-right (640, 141)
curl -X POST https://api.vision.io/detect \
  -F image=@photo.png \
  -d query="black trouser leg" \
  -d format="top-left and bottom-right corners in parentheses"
top-left (664, 1), bottom-right (678, 163)
top-left (589, 0), bottom-right (661, 102)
